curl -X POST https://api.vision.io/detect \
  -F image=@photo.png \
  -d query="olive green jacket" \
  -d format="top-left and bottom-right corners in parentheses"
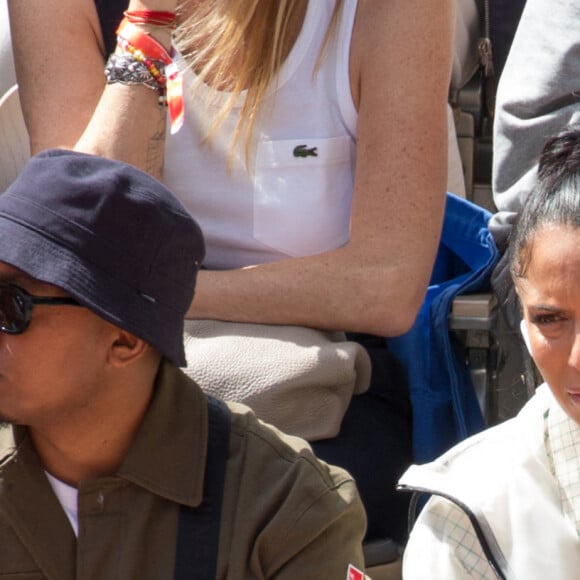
top-left (0, 361), bottom-right (366, 579)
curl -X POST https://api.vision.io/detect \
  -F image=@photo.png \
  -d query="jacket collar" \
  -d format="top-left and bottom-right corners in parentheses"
top-left (0, 362), bottom-right (209, 509)
top-left (116, 359), bottom-right (208, 507)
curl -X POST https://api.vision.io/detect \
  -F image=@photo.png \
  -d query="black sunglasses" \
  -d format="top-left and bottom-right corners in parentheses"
top-left (0, 283), bottom-right (83, 335)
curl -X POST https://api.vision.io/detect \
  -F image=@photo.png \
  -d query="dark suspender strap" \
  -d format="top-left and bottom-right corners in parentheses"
top-left (174, 396), bottom-right (231, 580)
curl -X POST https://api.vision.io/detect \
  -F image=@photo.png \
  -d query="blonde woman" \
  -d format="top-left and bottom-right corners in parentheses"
top-left (9, 0), bottom-right (454, 544)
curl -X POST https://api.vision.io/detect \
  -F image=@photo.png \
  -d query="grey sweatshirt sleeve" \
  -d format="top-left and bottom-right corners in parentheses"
top-left (490, 0), bottom-right (580, 238)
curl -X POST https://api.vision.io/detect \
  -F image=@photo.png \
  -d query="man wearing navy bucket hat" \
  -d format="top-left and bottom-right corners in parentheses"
top-left (0, 150), bottom-right (367, 579)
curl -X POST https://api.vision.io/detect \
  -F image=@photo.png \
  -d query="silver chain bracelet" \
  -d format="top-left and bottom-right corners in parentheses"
top-left (104, 53), bottom-right (165, 92)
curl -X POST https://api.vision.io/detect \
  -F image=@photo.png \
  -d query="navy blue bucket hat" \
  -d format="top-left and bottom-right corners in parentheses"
top-left (0, 149), bottom-right (205, 366)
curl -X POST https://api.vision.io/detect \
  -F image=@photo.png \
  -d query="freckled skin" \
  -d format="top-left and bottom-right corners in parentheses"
top-left (516, 225), bottom-right (580, 425)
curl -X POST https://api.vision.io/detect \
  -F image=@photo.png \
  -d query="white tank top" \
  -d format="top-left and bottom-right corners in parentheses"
top-left (163, 0), bottom-right (358, 269)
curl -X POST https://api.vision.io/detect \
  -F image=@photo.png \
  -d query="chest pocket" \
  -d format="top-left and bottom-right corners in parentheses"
top-left (253, 136), bottom-right (353, 257)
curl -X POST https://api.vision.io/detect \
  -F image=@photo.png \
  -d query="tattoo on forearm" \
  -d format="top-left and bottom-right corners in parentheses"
top-left (146, 107), bottom-right (167, 179)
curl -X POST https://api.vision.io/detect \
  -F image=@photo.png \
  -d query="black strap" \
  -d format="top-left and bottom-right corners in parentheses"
top-left (174, 396), bottom-right (231, 580)
top-left (404, 488), bottom-right (510, 580)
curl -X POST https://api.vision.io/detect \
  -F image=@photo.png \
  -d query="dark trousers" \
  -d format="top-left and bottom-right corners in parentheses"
top-left (311, 334), bottom-right (413, 544)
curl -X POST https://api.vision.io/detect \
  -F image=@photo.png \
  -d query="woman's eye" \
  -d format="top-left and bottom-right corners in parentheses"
top-left (531, 313), bottom-right (565, 326)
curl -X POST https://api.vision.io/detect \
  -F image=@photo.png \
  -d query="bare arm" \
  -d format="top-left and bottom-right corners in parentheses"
top-left (10, 0), bottom-right (453, 337)
top-left (188, 0), bottom-right (454, 336)
top-left (8, 0), bottom-right (171, 177)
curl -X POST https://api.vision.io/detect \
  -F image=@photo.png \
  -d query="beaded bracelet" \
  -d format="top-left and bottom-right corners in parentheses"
top-left (116, 37), bottom-right (167, 88)
top-left (114, 17), bottom-right (184, 133)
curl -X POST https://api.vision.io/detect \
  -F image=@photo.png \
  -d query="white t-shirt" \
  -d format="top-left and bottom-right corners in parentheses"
top-left (46, 471), bottom-right (79, 537)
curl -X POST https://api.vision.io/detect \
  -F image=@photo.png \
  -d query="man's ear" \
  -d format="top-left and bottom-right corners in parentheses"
top-left (108, 329), bottom-right (151, 367)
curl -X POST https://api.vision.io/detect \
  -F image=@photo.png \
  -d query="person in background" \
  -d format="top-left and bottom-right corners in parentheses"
top-left (0, 149), bottom-right (368, 579)
top-left (8, 0), bottom-right (454, 543)
top-left (489, 0), bottom-right (579, 328)
top-left (399, 125), bottom-right (580, 579)
top-left (491, 0), bottom-right (580, 246)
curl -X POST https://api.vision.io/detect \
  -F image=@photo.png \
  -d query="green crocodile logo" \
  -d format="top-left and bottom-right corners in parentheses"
top-left (293, 144), bottom-right (318, 158)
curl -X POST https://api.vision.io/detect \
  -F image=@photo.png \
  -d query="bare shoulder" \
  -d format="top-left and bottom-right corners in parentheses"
top-left (352, 0), bottom-right (453, 35)
top-left (350, 0), bottom-right (454, 94)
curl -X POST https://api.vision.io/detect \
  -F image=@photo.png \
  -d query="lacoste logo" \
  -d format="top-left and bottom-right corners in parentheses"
top-left (293, 144), bottom-right (318, 158)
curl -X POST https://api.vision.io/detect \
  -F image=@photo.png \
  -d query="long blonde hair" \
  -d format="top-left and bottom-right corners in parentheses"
top-left (174, 0), bottom-right (344, 160)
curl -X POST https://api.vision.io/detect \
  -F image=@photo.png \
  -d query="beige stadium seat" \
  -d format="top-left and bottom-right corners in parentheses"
top-left (0, 85), bottom-right (30, 191)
